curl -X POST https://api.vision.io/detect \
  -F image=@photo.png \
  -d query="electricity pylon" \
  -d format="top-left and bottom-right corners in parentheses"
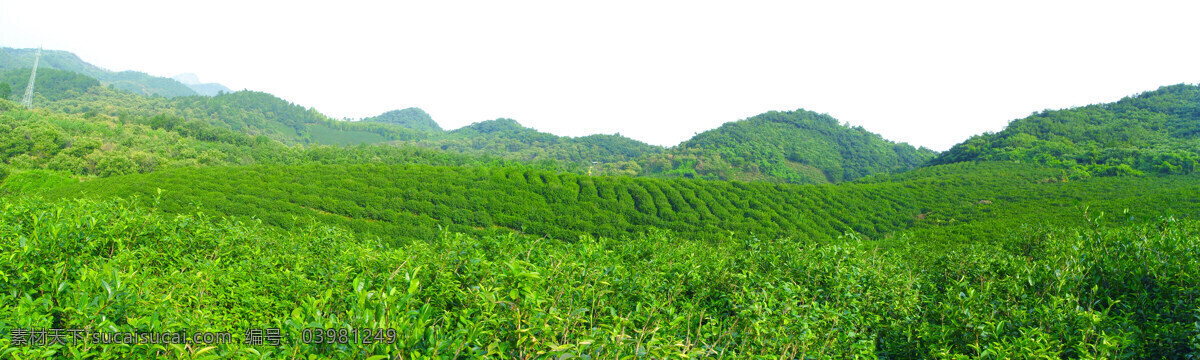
top-left (20, 47), bottom-right (42, 108)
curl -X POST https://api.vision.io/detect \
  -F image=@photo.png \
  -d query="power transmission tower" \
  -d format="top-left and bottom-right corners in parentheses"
top-left (20, 47), bottom-right (42, 108)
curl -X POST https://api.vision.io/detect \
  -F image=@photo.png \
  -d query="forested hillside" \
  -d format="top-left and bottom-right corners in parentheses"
top-left (932, 83), bottom-right (1200, 178)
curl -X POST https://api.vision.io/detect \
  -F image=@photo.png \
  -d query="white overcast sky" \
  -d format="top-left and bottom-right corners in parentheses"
top-left (3, 1), bottom-right (1199, 150)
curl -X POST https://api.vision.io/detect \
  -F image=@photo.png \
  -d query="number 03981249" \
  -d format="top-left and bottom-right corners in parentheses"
top-left (301, 328), bottom-right (398, 344)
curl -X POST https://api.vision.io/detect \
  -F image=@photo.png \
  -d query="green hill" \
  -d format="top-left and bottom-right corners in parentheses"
top-left (931, 83), bottom-right (1200, 177)
top-left (0, 99), bottom-right (537, 180)
top-left (362, 107), bottom-right (442, 132)
top-left (644, 110), bottom-right (936, 183)
top-left (37, 86), bottom-right (433, 146)
top-left (414, 118), bottom-right (665, 168)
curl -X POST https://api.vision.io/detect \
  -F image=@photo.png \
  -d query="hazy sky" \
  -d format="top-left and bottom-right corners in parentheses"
top-left (3, 1), bottom-right (1199, 150)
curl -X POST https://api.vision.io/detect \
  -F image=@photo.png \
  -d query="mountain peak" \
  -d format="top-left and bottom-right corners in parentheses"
top-left (362, 107), bottom-right (442, 132)
top-left (171, 73), bottom-right (231, 96)
top-left (172, 73), bottom-right (202, 85)
top-left (677, 109), bottom-right (936, 183)
top-left (458, 118), bottom-right (528, 134)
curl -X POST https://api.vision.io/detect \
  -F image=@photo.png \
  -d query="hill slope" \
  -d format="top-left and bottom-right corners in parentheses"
top-left (932, 83), bottom-right (1200, 177)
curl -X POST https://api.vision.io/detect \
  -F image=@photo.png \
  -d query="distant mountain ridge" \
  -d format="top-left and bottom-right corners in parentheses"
top-left (0, 47), bottom-right (227, 98)
top-left (172, 73), bottom-right (233, 96)
top-left (5, 45), bottom-right (934, 183)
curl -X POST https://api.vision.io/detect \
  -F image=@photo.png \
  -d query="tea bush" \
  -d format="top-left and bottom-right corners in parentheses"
top-left (2, 196), bottom-right (1197, 358)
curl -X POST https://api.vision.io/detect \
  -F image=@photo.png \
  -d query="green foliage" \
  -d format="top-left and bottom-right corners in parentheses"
top-left (0, 82), bottom-right (10, 100)
top-left (2, 195), bottom-right (1197, 358)
top-left (45, 161), bottom-right (1200, 250)
top-left (932, 83), bottom-right (1200, 177)
top-left (0, 169), bottom-right (76, 194)
top-left (4, 50), bottom-right (1200, 357)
